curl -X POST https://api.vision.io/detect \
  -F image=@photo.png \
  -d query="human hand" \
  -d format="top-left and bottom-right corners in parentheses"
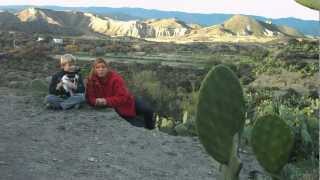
top-left (95, 98), bottom-right (107, 106)
top-left (56, 81), bottom-right (63, 90)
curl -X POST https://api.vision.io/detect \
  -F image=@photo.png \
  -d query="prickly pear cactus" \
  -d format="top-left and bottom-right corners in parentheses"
top-left (295, 0), bottom-right (320, 10)
top-left (251, 115), bottom-right (294, 176)
top-left (196, 65), bottom-right (246, 165)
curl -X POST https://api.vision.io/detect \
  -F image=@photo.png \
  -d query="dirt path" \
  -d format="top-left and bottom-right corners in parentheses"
top-left (0, 87), bottom-right (262, 180)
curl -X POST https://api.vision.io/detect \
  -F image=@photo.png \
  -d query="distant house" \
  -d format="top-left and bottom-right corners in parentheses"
top-left (37, 37), bottom-right (45, 42)
top-left (265, 20), bottom-right (272, 25)
top-left (53, 38), bottom-right (63, 44)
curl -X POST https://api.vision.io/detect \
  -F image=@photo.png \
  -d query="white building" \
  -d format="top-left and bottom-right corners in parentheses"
top-left (37, 37), bottom-right (45, 42)
top-left (265, 20), bottom-right (272, 25)
top-left (53, 38), bottom-right (63, 44)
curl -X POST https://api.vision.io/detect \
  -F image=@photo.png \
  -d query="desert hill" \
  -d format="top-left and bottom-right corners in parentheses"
top-left (0, 8), bottom-right (304, 42)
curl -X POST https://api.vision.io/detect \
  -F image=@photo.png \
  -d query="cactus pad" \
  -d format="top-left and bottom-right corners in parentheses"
top-left (295, 0), bottom-right (320, 10)
top-left (196, 65), bottom-right (245, 165)
top-left (251, 115), bottom-right (294, 174)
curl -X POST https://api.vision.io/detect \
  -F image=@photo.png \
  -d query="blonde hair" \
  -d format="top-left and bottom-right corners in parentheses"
top-left (60, 54), bottom-right (76, 66)
top-left (88, 58), bottom-right (110, 80)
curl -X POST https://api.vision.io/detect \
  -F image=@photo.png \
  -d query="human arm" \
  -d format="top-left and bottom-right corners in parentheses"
top-left (104, 78), bottom-right (130, 107)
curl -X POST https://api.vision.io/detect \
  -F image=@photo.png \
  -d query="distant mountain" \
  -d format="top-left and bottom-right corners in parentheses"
top-left (184, 15), bottom-right (303, 42)
top-left (222, 15), bottom-right (303, 37)
top-left (0, 11), bottom-right (21, 30)
top-left (0, 5), bottom-right (317, 36)
top-left (188, 24), bottom-right (203, 29)
top-left (0, 8), bottom-right (193, 38)
top-left (0, 8), bottom-right (306, 42)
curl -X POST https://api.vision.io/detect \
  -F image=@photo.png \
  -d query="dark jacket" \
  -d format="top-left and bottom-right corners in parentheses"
top-left (86, 70), bottom-right (136, 118)
top-left (49, 70), bottom-right (85, 97)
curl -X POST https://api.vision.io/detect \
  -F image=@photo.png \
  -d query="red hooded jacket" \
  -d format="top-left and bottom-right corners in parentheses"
top-left (86, 70), bottom-right (136, 118)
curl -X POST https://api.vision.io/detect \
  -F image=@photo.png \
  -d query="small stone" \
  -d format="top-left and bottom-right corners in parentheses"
top-left (88, 157), bottom-right (97, 162)
top-left (97, 141), bottom-right (103, 145)
top-left (57, 125), bottom-right (66, 131)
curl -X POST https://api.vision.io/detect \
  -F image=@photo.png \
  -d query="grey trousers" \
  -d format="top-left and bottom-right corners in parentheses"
top-left (45, 94), bottom-right (85, 110)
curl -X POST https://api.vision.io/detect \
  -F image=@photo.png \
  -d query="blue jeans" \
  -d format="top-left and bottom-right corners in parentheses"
top-left (45, 94), bottom-right (85, 110)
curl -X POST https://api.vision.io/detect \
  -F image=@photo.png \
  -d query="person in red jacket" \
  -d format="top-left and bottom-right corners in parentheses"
top-left (86, 58), bottom-right (155, 129)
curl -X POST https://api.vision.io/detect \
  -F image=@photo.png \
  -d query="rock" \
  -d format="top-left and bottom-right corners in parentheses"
top-left (88, 157), bottom-right (98, 162)
top-left (159, 117), bottom-right (175, 134)
top-left (97, 141), bottom-right (103, 145)
top-left (175, 122), bottom-right (197, 136)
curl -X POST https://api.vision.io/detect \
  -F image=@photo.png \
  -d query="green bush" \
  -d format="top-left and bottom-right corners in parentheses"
top-left (129, 70), bottom-right (178, 128)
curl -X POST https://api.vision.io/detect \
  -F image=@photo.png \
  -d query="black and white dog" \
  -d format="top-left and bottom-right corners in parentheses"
top-left (61, 66), bottom-right (80, 96)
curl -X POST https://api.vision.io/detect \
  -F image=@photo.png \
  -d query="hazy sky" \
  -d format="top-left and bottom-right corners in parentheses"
top-left (0, 0), bottom-right (319, 20)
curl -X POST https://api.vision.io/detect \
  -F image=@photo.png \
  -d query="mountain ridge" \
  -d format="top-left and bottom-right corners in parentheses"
top-left (0, 7), bottom-right (306, 42)
top-left (0, 5), bottom-right (318, 36)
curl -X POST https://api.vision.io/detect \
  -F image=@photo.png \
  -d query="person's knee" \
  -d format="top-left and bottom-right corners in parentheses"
top-left (74, 93), bottom-right (85, 97)
top-left (73, 93), bottom-right (86, 102)
top-left (45, 95), bottom-right (58, 104)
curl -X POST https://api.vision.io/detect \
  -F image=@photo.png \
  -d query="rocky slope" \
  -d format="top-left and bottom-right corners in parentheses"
top-left (12, 7), bottom-right (192, 39)
top-left (0, 11), bottom-right (22, 31)
top-left (0, 7), bottom-right (304, 42)
top-left (222, 15), bottom-right (303, 37)
top-left (0, 84), bottom-right (265, 180)
top-left (0, 49), bottom-right (266, 180)
top-left (0, 87), bottom-right (214, 180)
top-left (183, 15), bottom-right (303, 42)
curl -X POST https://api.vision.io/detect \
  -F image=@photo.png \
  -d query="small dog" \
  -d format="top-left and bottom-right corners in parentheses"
top-left (61, 66), bottom-right (80, 96)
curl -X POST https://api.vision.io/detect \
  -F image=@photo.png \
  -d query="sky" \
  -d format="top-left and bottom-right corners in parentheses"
top-left (0, 0), bottom-right (319, 20)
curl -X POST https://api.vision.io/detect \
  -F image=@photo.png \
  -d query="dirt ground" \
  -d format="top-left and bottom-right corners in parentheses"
top-left (0, 86), bottom-right (264, 180)
top-left (0, 54), bottom-right (264, 180)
